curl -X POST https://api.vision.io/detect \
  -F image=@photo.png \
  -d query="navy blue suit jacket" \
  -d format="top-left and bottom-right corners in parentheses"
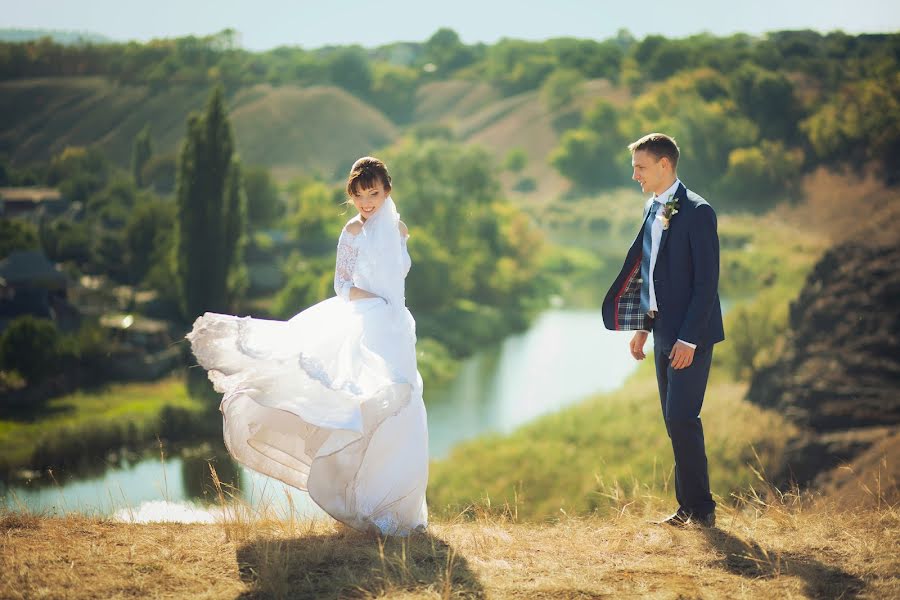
top-left (602, 182), bottom-right (725, 348)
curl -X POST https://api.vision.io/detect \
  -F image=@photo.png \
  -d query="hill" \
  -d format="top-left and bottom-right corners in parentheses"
top-left (0, 75), bottom-right (630, 201)
top-left (418, 78), bottom-right (631, 204)
top-left (0, 78), bottom-right (398, 180)
top-left (2, 498), bottom-right (895, 599)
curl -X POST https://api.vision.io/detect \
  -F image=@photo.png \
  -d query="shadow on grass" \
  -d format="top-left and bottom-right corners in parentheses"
top-left (235, 529), bottom-right (485, 599)
top-left (702, 526), bottom-right (865, 599)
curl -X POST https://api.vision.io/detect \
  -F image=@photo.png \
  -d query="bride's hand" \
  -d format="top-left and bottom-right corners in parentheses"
top-left (630, 331), bottom-right (649, 360)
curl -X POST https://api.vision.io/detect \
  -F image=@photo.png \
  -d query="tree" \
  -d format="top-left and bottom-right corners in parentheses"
top-left (623, 70), bottom-right (759, 191)
top-left (541, 68), bottom-right (585, 112)
top-left (729, 65), bottom-right (803, 141)
top-left (131, 124), bottom-right (153, 187)
top-left (802, 75), bottom-right (900, 182)
top-left (141, 153), bottom-right (177, 195)
top-left (371, 63), bottom-right (419, 123)
top-left (174, 86), bottom-right (247, 320)
top-left (326, 47), bottom-right (372, 98)
top-left (549, 100), bottom-right (627, 190)
top-left (0, 316), bottom-right (63, 384)
top-left (243, 166), bottom-right (283, 228)
top-left (287, 180), bottom-right (343, 253)
top-left (423, 28), bottom-right (475, 74)
top-left (385, 139), bottom-right (544, 311)
top-left (0, 218), bottom-right (39, 257)
top-left (124, 198), bottom-right (176, 285)
top-left (504, 148), bottom-right (528, 173)
top-left (40, 219), bottom-right (91, 265)
top-left (718, 141), bottom-right (805, 208)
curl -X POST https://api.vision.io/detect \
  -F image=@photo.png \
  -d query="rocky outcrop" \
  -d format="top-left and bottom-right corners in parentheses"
top-left (748, 237), bottom-right (900, 498)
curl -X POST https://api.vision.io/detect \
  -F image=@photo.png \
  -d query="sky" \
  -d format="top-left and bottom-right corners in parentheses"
top-left (2, 0), bottom-right (899, 50)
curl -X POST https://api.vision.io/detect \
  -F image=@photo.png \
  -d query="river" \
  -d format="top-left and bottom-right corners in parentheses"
top-left (2, 308), bottom-right (643, 520)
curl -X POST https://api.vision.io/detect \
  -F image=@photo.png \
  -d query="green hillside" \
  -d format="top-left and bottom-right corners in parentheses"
top-left (0, 78), bottom-right (398, 180)
top-left (0, 75), bottom-right (636, 201)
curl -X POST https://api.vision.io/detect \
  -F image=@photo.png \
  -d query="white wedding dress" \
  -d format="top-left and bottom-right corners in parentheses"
top-left (185, 198), bottom-right (428, 535)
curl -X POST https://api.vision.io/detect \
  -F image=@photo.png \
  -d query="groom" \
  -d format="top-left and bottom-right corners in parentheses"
top-left (602, 133), bottom-right (724, 527)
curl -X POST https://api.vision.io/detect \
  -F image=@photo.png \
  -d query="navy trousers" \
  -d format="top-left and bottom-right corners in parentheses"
top-left (654, 338), bottom-right (716, 517)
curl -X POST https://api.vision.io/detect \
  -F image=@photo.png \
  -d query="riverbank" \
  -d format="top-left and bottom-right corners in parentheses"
top-left (0, 375), bottom-right (210, 477)
top-left (427, 202), bottom-right (829, 520)
top-left (427, 358), bottom-right (800, 520)
top-left (2, 492), bottom-right (895, 599)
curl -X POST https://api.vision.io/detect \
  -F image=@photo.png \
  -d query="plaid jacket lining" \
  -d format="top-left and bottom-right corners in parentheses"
top-left (615, 259), bottom-right (650, 331)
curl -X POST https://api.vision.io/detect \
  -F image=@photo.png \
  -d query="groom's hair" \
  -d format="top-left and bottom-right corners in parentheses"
top-left (628, 133), bottom-right (679, 170)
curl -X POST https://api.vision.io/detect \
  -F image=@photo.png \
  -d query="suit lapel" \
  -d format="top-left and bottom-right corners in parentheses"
top-left (657, 182), bottom-right (687, 255)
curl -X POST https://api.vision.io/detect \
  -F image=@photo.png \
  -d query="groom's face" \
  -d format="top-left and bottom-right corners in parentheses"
top-left (631, 150), bottom-right (668, 196)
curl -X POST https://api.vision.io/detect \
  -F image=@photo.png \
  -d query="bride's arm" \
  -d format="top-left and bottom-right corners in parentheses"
top-left (334, 223), bottom-right (381, 301)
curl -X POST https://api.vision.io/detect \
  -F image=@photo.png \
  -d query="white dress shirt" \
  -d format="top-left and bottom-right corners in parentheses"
top-left (642, 178), bottom-right (697, 350)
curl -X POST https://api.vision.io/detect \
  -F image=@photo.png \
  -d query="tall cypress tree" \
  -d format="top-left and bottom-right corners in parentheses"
top-left (131, 124), bottom-right (153, 187)
top-left (174, 86), bottom-right (247, 320)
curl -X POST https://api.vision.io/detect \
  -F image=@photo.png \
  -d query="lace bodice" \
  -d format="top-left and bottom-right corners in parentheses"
top-left (334, 216), bottom-right (411, 301)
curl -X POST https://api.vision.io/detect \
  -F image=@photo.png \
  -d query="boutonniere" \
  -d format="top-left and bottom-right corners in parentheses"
top-left (657, 194), bottom-right (680, 230)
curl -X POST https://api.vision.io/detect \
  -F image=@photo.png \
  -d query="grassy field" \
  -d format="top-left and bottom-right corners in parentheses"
top-left (427, 360), bottom-right (799, 521)
top-left (0, 375), bottom-right (208, 475)
top-left (1, 488), bottom-right (896, 599)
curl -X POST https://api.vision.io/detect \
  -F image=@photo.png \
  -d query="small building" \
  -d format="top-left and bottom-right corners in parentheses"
top-left (99, 313), bottom-right (173, 352)
top-left (99, 313), bottom-right (181, 380)
top-left (0, 187), bottom-right (69, 220)
top-left (0, 250), bottom-right (78, 333)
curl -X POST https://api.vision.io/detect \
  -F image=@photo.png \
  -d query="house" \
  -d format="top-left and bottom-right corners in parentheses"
top-left (98, 313), bottom-right (181, 380)
top-left (0, 249), bottom-right (78, 333)
top-left (0, 187), bottom-right (69, 220)
top-left (99, 313), bottom-right (172, 352)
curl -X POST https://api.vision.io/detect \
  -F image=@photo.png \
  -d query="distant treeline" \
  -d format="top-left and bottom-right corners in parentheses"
top-left (2, 28), bottom-right (897, 190)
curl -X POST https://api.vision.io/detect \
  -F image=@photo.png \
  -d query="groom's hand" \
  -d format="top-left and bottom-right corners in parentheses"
top-left (669, 341), bottom-right (695, 370)
top-left (629, 331), bottom-right (649, 360)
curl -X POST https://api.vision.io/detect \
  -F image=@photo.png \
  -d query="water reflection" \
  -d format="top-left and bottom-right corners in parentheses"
top-left (179, 444), bottom-right (243, 501)
top-left (2, 441), bottom-right (325, 520)
top-left (426, 309), bottom-right (638, 456)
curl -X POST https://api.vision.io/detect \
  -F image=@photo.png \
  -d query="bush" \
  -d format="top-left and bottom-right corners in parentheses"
top-left (272, 265), bottom-right (333, 319)
top-left (141, 154), bottom-right (177, 195)
top-left (0, 218), bottom-right (39, 257)
top-left (717, 141), bottom-right (804, 208)
top-left (0, 316), bottom-right (64, 383)
top-left (41, 218), bottom-right (92, 265)
top-left (720, 292), bottom-right (788, 381)
top-left (541, 68), bottom-right (585, 112)
top-left (504, 148), bottom-right (528, 173)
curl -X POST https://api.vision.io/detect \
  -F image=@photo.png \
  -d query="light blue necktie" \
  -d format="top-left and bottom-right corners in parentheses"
top-left (640, 200), bottom-right (661, 315)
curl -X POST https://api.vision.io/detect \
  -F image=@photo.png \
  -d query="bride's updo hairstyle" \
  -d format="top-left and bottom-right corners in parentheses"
top-left (346, 156), bottom-right (392, 197)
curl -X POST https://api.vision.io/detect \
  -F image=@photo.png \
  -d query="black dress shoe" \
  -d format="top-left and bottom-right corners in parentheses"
top-left (655, 509), bottom-right (715, 528)
top-left (655, 509), bottom-right (692, 527)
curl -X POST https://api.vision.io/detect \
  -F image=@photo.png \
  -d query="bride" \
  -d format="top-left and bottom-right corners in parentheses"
top-left (186, 157), bottom-right (428, 535)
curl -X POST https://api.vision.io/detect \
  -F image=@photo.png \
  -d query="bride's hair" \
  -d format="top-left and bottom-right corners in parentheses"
top-left (346, 156), bottom-right (392, 197)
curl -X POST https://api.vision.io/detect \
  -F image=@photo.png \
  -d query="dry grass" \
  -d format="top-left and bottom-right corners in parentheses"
top-left (778, 167), bottom-right (900, 244)
top-left (2, 487), bottom-right (897, 599)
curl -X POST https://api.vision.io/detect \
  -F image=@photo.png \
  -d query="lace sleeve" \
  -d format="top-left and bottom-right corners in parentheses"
top-left (334, 229), bottom-right (359, 300)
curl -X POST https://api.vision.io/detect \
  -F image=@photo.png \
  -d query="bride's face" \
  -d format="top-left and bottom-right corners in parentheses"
top-left (351, 181), bottom-right (390, 220)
